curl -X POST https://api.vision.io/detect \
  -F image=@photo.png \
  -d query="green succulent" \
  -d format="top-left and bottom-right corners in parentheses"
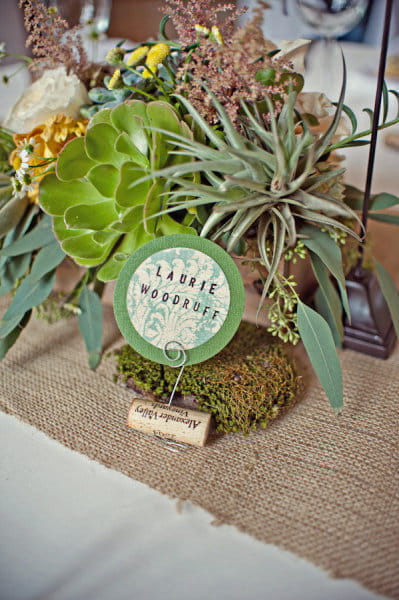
top-left (39, 100), bottom-right (198, 282)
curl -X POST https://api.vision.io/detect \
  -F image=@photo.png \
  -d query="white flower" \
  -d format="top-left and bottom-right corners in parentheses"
top-left (4, 66), bottom-right (89, 134)
top-left (0, 42), bottom-right (6, 60)
top-left (273, 39), bottom-right (311, 75)
top-left (295, 92), bottom-right (350, 140)
top-left (11, 176), bottom-right (33, 199)
top-left (14, 149), bottom-right (30, 180)
top-left (296, 92), bottom-right (333, 119)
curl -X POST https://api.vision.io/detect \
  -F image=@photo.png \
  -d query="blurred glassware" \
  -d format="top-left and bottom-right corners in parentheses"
top-left (47, 0), bottom-right (112, 61)
top-left (295, 0), bottom-right (369, 38)
top-left (294, 0), bottom-right (370, 98)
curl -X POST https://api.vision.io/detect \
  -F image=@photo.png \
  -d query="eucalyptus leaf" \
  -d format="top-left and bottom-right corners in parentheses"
top-left (0, 215), bottom-right (54, 256)
top-left (2, 270), bottom-right (56, 322)
top-left (310, 252), bottom-right (344, 346)
top-left (0, 194), bottom-right (29, 238)
top-left (343, 185), bottom-right (364, 210)
top-left (314, 287), bottom-right (342, 348)
top-left (0, 311), bottom-right (27, 339)
top-left (374, 260), bottom-right (399, 337)
top-left (78, 285), bottom-right (103, 369)
top-left (299, 223), bottom-right (350, 319)
top-left (8, 251), bottom-right (31, 282)
top-left (297, 300), bottom-right (343, 413)
top-left (369, 213), bottom-right (399, 226)
top-left (0, 310), bottom-right (31, 359)
top-left (371, 192), bottom-right (399, 210)
top-left (29, 241), bottom-right (65, 282)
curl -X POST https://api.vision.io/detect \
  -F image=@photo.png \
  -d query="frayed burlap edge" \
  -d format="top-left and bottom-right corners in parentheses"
top-left (1, 295), bottom-right (398, 599)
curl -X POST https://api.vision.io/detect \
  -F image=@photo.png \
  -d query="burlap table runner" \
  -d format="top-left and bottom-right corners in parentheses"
top-left (1, 220), bottom-right (398, 598)
top-left (1, 293), bottom-right (398, 599)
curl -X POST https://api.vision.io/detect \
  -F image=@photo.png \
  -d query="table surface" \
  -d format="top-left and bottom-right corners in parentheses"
top-left (1, 42), bottom-right (397, 600)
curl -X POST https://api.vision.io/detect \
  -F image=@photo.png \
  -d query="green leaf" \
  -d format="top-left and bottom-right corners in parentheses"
top-left (8, 251), bottom-right (31, 281)
top-left (115, 132), bottom-right (149, 168)
top-left (0, 310), bottom-right (31, 359)
top-left (87, 164), bottom-right (120, 198)
top-left (78, 285), bottom-right (103, 369)
top-left (159, 14), bottom-right (170, 39)
top-left (299, 224), bottom-right (350, 320)
top-left (158, 214), bottom-right (197, 237)
top-left (56, 136), bottom-right (95, 181)
top-left (382, 80), bottom-right (389, 123)
top-left (29, 241), bottom-right (65, 282)
top-left (115, 162), bottom-right (151, 209)
top-left (255, 67), bottom-right (276, 85)
top-left (343, 185), bottom-right (364, 210)
top-left (310, 251), bottom-right (344, 345)
top-left (96, 227), bottom-right (152, 282)
top-left (0, 215), bottom-right (54, 256)
top-left (340, 103), bottom-right (357, 136)
top-left (143, 182), bottom-right (163, 234)
top-left (64, 200), bottom-right (119, 231)
top-left (0, 266), bottom-right (14, 296)
top-left (1, 270), bottom-right (56, 322)
top-left (0, 195), bottom-right (29, 238)
top-left (369, 213), bottom-right (399, 226)
top-left (371, 192), bottom-right (399, 210)
top-left (314, 287), bottom-right (342, 348)
top-left (61, 231), bottom-right (117, 264)
top-left (0, 311), bottom-right (27, 339)
top-left (85, 123), bottom-right (120, 164)
top-left (297, 300), bottom-right (343, 413)
top-left (110, 205), bottom-right (143, 233)
top-left (40, 174), bottom-right (106, 216)
top-left (112, 110), bottom-right (149, 156)
top-left (374, 260), bottom-right (399, 337)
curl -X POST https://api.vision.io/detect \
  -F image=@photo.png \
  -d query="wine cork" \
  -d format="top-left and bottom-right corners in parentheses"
top-left (127, 398), bottom-right (211, 447)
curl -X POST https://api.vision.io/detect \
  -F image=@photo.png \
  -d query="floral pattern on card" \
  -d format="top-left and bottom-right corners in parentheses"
top-left (126, 247), bottom-right (230, 350)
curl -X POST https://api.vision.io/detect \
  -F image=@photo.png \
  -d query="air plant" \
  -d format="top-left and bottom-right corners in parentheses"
top-left (137, 68), bottom-right (361, 321)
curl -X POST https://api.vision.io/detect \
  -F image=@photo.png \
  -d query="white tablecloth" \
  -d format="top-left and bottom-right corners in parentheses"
top-left (1, 42), bottom-right (397, 600)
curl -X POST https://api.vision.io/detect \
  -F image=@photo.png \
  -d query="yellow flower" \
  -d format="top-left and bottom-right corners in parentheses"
top-left (107, 69), bottom-right (123, 90)
top-left (10, 114), bottom-right (88, 204)
top-left (195, 24), bottom-right (210, 36)
top-left (142, 42), bottom-right (170, 79)
top-left (105, 46), bottom-right (126, 65)
top-left (126, 45), bottom-right (149, 67)
top-left (210, 26), bottom-right (224, 46)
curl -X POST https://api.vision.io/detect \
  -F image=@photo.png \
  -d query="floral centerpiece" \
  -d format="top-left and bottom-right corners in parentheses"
top-left (1, 0), bottom-right (399, 416)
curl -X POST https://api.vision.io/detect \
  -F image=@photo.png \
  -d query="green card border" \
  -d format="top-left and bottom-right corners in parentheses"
top-left (113, 234), bottom-right (245, 366)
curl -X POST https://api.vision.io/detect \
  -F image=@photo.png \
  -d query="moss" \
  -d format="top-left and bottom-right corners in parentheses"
top-left (115, 322), bottom-right (300, 435)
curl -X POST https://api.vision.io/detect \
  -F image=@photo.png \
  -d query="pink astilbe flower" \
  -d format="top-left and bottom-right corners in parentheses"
top-left (163, 0), bottom-right (247, 46)
top-left (175, 1), bottom-right (291, 126)
top-left (19, 0), bottom-right (90, 78)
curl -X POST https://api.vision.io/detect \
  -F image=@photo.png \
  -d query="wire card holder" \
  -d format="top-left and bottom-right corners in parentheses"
top-left (127, 341), bottom-right (212, 451)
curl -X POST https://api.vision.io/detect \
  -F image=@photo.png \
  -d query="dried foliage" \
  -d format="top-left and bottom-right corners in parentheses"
top-left (163, 0), bottom-right (246, 46)
top-left (19, 0), bottom-right (90, 77)
top-left (175, 2), bottom-right (290, 124)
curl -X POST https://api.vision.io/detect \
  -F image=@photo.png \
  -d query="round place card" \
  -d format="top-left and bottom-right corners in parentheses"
top-left (114, 234), bottom-right (245, 365)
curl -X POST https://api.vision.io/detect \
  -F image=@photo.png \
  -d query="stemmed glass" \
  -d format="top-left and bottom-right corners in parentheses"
top-left (47, 0), bottom-right (112, 61)
top-left (79, 0), bottom-right (112, 61)
top-left (295, 0), bottom-right (370, 97)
